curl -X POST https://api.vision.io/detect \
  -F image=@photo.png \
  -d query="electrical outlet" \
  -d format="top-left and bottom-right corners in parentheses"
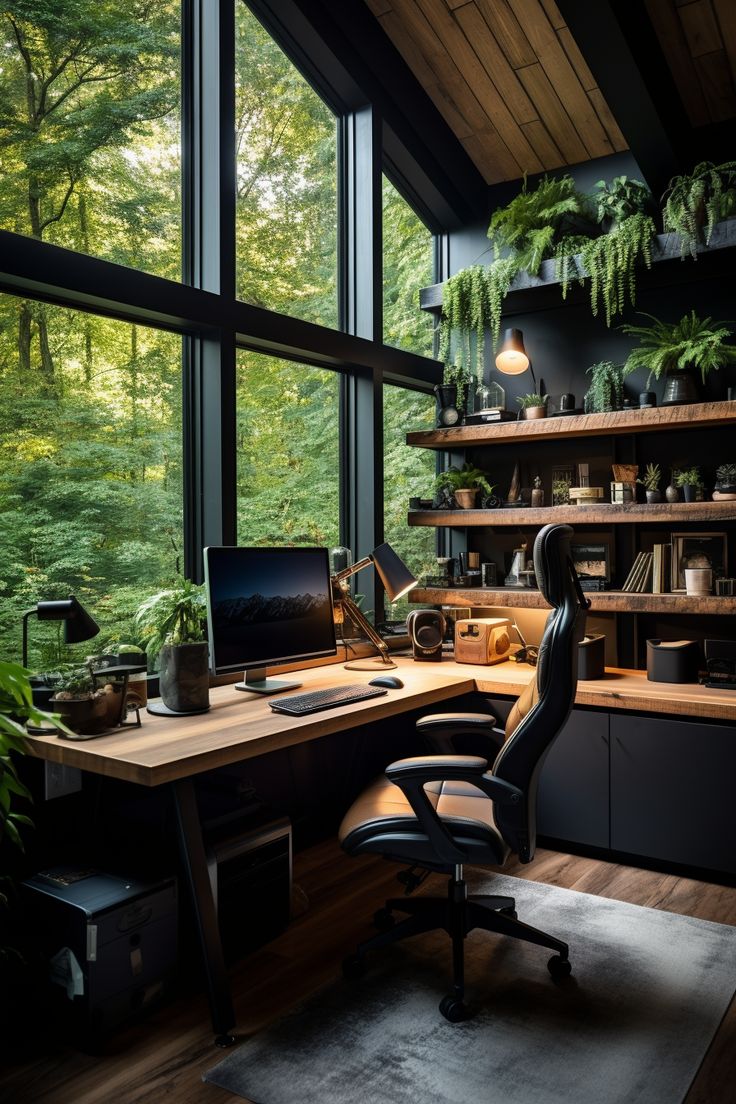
top-left (44, 762), bottom-right (82, 800)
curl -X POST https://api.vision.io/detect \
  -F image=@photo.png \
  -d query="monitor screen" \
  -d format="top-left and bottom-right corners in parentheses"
top-left (203, 546), bottom-right (337, 676)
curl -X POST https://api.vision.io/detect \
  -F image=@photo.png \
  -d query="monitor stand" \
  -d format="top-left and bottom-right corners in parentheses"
top-left (234, 667), bottom-right (301, 695)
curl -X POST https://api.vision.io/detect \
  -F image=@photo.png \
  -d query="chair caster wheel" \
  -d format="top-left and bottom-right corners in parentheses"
top-left (439, 995), bottom-right (470, 1022)
top-left (373, 907), bottom-right (395, 931)
top-left (547, 954), bottom-right (572, 980)
top-left (342, 954), bottom-right (366, 980)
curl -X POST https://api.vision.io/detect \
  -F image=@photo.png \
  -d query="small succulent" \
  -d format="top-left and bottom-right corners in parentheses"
top-left (716, 463), bottom-right (736, 486)
top-left (637, 462), bottom-right (661, 491)
top-left (674, 467), bottom-right (701, 488)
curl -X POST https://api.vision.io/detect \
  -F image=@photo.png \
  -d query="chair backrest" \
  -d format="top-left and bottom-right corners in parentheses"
top-left (491, 524), bottom-right (589, 861)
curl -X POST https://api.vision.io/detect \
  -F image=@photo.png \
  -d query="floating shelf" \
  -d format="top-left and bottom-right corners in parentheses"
top-left (408, 501), bottom-right (736, 527)
top-left (409, 587), bottom-right (736, 615)
top-left (407, 401), bottom-right (736, 450)
top-left (419, 219), bottom-right (736, 314)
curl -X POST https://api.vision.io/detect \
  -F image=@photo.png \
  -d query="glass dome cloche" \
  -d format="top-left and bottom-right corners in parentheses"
top-left (475, 379), bottom-right (506, 413)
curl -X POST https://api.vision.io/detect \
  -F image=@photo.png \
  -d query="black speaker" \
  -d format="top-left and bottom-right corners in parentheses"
top-left (407, 610), bottom-right (445, 662)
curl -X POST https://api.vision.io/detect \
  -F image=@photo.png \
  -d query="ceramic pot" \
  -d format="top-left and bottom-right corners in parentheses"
top-left (662, 371), bottom-right (699, 406)
top-left (524, 406), bottom-right (546, 420)
top-left (158, 642), bottom-right (210, 713)
top-left (50, 683), bottom-right (124, 735)
top-left (645, 489), bottom-right (662, 504)
top-left (453, 488), bottom-right (477, 509)
top-left (665, 483), bottom-right (680, 503)
top-left (685, 568), bottom-right (712, 596)
top-left (682, 484), bottom-right (696, 503)
top-left (434, 384), bottom-right (457, 410)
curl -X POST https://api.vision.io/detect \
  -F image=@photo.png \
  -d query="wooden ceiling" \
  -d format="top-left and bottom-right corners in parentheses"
top-left (363, 0), bottom-right (628, 184)
top-left (645, 0), bottom-right (736, 127)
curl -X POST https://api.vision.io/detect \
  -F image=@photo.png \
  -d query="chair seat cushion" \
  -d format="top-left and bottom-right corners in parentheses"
top-left (339, 773), bottom-right (510, 867)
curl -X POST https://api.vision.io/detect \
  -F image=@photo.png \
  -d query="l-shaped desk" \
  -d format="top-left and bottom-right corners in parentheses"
top-left (23, 656), bottom-right (736, 1042)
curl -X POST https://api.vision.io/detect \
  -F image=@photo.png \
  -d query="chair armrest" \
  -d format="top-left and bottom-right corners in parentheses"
top-left (384, 756), bottom-right (524, 865)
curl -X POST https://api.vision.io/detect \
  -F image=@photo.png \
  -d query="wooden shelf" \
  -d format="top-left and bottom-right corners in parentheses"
top-left (419, 219), bottom-right (736, 314)
top-left (407, 401), bottom-right (736, 450)
top-left (408, 501), bottom-right (736, 527)
top-left (410, 587), bottom-right (736, 615)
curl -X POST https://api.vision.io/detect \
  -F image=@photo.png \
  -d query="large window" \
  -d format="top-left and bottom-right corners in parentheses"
top-left (383, 383), bottom-right (436, 620)
top-left (236, 351), bottom-right (340, 548)
top-left (382, 176), bottom-right (434, 357)
top-left (235, 2), bottom-right (339, 328)
top-left (0, 296), bottom-right (182, 667)
top-left (0, 3), bottom-right (181, 280)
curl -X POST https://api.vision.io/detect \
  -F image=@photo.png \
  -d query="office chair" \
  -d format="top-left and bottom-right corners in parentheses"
top-left (338, 524), bottom-right (589, 1021)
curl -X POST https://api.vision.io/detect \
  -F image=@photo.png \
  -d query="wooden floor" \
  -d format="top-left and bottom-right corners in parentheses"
top-left (3, 841), bottom-right (736, 1104)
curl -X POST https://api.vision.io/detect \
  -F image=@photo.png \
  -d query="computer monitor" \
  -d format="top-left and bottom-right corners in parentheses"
top-left (203, 546), bottom-right (337, 694)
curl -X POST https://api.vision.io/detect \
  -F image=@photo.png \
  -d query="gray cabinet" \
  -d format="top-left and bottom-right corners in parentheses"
top-left (610, 714), bottom-right (736, 874)
top-left (536, 708), bottom-right (609, 848)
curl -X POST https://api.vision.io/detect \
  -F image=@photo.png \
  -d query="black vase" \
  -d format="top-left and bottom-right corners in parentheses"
top-left (682, 484), bottom-right (696, 503)
top-left (158, 642), bottom-right (210, 713)
top-left (434, 383), bottom-right (457, 410)
top-left (662, 371), bottom-right (699, 405)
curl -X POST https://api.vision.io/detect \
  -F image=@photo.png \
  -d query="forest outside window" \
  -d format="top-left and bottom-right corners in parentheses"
top-left (0, 295), bottom-right (183, 668)
top-left (235, 2), bottom-right (339, 329)
top-left (383, 384), bottom-right (436, 621)
top-left (0, 2), bottom-right (181, 280)
top-left (382, 176), bottom-right (434, 358)
top-left (236, 351), bottom-right (340, 550)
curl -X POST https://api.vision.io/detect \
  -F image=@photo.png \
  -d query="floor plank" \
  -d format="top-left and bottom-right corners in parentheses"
top-left (2, 841), bottom-right (735, 1103)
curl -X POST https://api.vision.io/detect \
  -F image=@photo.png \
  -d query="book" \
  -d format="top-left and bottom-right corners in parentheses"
top-left (636, 552), bottom-right (653, 593)
top-left (621, 552), bottom-right (646, 592)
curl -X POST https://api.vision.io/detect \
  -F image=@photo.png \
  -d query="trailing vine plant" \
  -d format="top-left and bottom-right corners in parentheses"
top-left (439, 256), bottom-right (516, 379)
top-left (583, 361), bottom-right (626, 413)
top-left (662, 161), bottom-right (736, 260)
top-left (579, 213), bottom-right (656, 326)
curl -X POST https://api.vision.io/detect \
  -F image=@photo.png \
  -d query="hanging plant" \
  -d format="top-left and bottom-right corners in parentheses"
top-left (486, 173), bottom-right (590, 276)
top-left (662, 161), bottom-right (736, 260)
top-left (579, 213), bottom-right (656, 326)
top-left (583, 361), bottom-right (626, 413)
top-left (554, 235), bottom-right (589, 299)
top-left (439, 256), bottom-right (517, 379)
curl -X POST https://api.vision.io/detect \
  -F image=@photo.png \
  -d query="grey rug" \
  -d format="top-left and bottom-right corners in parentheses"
top-left (204, 874), bottom-right (736, 1104)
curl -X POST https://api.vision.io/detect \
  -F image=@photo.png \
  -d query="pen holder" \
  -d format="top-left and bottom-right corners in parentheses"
top-left (578, 634), bottom-right (605, 680)
top-left (646, 639), bottom-right (700, 684)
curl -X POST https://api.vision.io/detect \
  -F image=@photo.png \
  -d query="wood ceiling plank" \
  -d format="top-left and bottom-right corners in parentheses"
top-left (474, 0), bottom-right (537, 68)
top-left (644, 0), bottom-right (711, 125)
top-left (588, 87), bottom-right (628, 153)
top-left (444, 0), bottom-right (473, 9)
top-left (454, 2), bottom-right (538, 123)
top-left (677, 0), bottom-right (725, 57)
top-left (539, 0), bottom-right (565, 29)
top-left (693, 49), bottom-right (736, 120)
top-left (365, 0), bottom-right (394, 16)
top-left (508, 0), bottom-right (613, 158)
top-left (461, 128), bottom-right (521, 183)
top-left (517, 61), bottom-right (589, 162)
top-left (520, 118), bottom-right (566, 169)
top-left (414, 0), bottom-right (543, 172)
top-left (557, 25), bottom-right (597, 92)
top-left (713, 0), bottom-right (736, 86)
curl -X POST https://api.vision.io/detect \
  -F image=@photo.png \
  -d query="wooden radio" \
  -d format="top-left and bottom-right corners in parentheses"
top-left (454, 617), bottom-right (512, 665)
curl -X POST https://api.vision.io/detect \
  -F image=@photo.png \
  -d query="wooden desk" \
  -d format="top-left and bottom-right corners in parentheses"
top-left (22, 656), bottom-right (736, 1042)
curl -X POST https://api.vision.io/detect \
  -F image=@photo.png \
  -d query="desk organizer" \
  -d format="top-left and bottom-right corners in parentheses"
top-left (646, 639), bottom-right (700, 683)
top-left (578, 634), bottom-right (605, 680)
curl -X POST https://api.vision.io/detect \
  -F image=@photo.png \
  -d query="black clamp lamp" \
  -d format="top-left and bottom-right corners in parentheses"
top-left (332, 542), bottom-right (416, 672)
top-left (22, 596), bottom-right (100, 669)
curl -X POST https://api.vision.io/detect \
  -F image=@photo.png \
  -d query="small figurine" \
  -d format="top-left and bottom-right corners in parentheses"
top-left (531, 475), bottom-right (544, 508)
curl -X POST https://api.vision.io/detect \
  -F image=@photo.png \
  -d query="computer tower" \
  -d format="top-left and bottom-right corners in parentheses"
top-left (21, 867), bottom-right (177, 1040)
top-left (206, 816), bottom-right (292, 963)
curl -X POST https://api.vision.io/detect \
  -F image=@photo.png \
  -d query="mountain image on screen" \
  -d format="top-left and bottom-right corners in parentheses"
top-left (213, 592), bottom-right (329, 627)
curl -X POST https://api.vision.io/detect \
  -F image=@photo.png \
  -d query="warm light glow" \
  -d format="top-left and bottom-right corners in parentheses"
top-left (495, 348), bottom-right (530, 375)
top-left (392, 581), bottom-right (415, 602)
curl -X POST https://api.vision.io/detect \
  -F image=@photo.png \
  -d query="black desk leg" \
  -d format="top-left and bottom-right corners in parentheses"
top-left (171, 778), bottom-right (237, 1047)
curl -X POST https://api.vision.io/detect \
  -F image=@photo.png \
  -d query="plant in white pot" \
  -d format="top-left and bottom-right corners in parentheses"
top-left (135, 579), bottom-right (209, 716)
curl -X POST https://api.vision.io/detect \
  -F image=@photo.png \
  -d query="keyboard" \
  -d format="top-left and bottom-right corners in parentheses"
top-left (268, 683), bottom-right (388, 717)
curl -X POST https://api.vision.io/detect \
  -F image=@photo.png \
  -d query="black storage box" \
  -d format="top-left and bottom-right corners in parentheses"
top-left (21, 867), bottom-right (177, 1040)
top-left (646, 639), bottom-right (700, 684)
top-left (578, 634), bottom-right (606, 680)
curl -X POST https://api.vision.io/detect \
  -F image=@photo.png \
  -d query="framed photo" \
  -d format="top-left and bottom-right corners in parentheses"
top-left (670, 532), bottom-right (728, 592)
top-left (571, 541), bottom-right (610, 582)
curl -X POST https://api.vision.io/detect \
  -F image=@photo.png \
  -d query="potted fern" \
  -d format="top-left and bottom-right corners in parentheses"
top-left (662, 161), bottom-right (736, 260)
top-left (435, 463), bottom-right (494, 510)
top-left (583, 361), bottom-right (626, 413)
top-left (621, 311), bottom-right (736, 405)
top-left (516, 393), bottom-right (548, 420)
top-left (135, 578), bottom-right (209, 715)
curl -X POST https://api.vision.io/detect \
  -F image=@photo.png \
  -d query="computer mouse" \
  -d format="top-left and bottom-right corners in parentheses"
top-left (368, 675), bottom-right (404, 689)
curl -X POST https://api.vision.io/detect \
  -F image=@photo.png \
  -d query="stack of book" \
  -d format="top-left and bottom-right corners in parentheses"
top-left (621, 544), bottom-right (672, 594)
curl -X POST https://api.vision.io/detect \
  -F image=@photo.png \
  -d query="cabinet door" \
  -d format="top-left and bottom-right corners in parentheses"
top-left (536, 709), bottom-right (609, 848)
top-left (610, 714), bottom-right (736, 874)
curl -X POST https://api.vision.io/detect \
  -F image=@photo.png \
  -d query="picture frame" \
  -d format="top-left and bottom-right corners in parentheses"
top-left (670, 532), bottom-right (728, 592)
top-left (571, 541), bottom-right (611, 582)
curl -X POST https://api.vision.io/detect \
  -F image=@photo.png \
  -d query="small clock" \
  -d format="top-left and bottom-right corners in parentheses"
top-left (436, 403), bottom-right (461, 427)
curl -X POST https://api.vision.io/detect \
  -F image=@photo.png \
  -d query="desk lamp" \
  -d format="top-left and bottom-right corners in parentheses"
top-left (332, 542), bottom-right (416, 671)
top-left (22, 596), bottom-right (100, 670)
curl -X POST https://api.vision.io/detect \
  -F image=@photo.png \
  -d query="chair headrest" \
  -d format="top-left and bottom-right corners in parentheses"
top-left (533, 524), bottom-right (575, 608)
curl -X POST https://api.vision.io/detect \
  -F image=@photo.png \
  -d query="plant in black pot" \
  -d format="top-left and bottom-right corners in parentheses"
top-left (135, 579), bottom-right (209, 716)
top-left (621, 311), bottom-right (736, 405)
top-left (675, 467), bottom-right (701, 503)
top-left (637, 462), bottom-right (662, 504)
